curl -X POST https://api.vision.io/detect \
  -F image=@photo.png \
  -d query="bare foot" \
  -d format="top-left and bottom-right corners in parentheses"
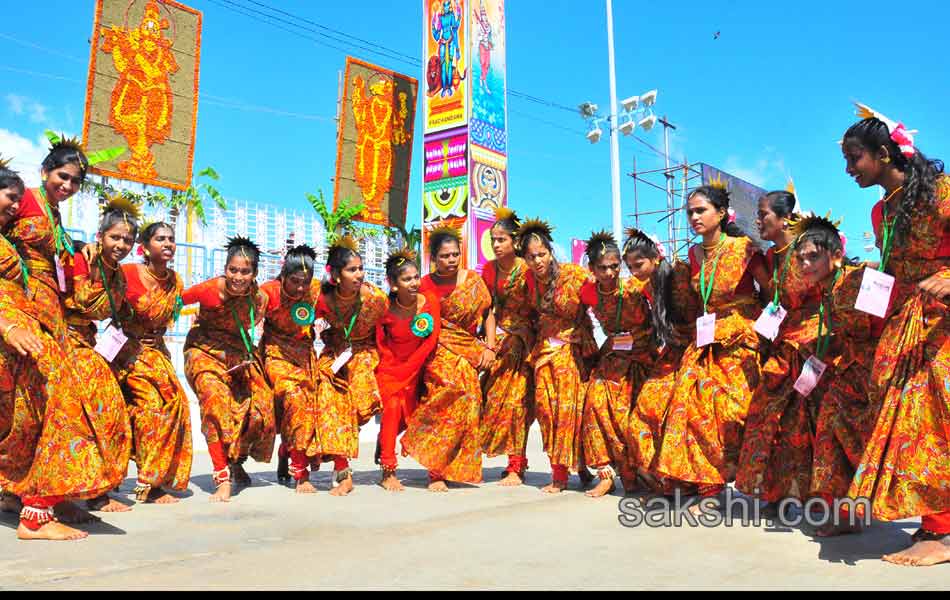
top-left (87, 495), bottom-right (132, 513)
top-left (0, 492), bottom-right (22, 514)
top-left (541, 480), bottom-right (567, 494)
top-left (499, 471), bottom-right (524, 487)
top-left (329, 476), bottom-right (354, 496)
top-left (882, 536), bottom-right (950, 567)
top-left (428, 480), bottom-right (449, 493)
top-left (53, 501), bottom-right (101, 524)
top-left (815, 521), bottom-right (863, 538)
top-left (295, 480), bottom-right (318, 494)
top-left (17, 521), bottom-right (88, 541)
top-left (585, 478), bottom-right (616, 498)
top-left (148, 489), bottom-right (180, 505)
top-left (210, 482), bottom-right (231, 503)
top-left (380, 472), bottom-right (405, 492)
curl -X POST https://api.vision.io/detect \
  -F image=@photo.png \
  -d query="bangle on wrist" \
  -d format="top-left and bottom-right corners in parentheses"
top-left (2, 323), bottom-right (18, 340)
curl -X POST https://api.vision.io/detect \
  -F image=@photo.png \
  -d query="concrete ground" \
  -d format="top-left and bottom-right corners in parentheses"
top-left (1, 426), bottom-right (947, 590)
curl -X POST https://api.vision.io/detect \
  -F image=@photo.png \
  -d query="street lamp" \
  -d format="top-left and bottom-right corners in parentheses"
top-left (578, 1), bottom-right (659, 244)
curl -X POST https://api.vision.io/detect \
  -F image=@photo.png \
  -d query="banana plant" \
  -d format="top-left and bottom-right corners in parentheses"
top-left (166, 167), bottom-right (227, 235)
top-left (384, 223), bottom-right (422, 255)
top-left (306, 189), bottom-right (365, 244)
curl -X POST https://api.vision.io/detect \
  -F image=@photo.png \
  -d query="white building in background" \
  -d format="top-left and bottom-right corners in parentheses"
top-left (63, 177), bottom-right (391, 289)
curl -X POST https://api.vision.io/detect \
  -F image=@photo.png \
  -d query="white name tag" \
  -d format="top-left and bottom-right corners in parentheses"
top-left (54, 254), bottom-right (67, 292)
top-left (496, 325), bottom-right (507, 337)
top-left (854, 268), bottom-right (894, 318)
top-left (696, 313), bottom-right (716, 347)
top-left (793, 355), bottom-right (827, 396)
top-left (314, 318), bottom-right (330, 335)
top-left (612, 332), bottom-right (634, 351)
top-left (94, 323), bottom-right (128, 362)
top-left (331, 346), bottom-right (353, 374)
top-left (754, 302), bottom-right (788, 342)
top-left (547, 337), bottom-right (567, 348)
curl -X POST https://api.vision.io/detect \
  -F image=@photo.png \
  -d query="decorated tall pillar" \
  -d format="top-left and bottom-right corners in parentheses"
top-left (422, 0), bottom-right (508, 273)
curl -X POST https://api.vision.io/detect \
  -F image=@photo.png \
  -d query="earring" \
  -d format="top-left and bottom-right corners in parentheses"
top-left (882, 156), bottom-right (891, 164)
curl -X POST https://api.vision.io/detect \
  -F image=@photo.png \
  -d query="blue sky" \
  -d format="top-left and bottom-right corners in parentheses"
top-left (2, 0), bottom-right (948, 260)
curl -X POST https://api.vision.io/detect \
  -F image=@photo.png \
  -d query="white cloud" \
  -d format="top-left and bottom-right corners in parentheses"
top-left (0, 129), bottom-right (50, 187)
top-left (5, 94), bottom-right (51, 125)
top-left (6, 94), bottom-right (26, 115)
top-left (29, 103), bottom-right (48, 124)
top-left (722, 148), bottom-right (787, 189)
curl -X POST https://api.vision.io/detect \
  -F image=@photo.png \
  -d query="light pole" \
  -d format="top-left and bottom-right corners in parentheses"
top-left (659, 116), bottom-right (677, 258)
top-left (579, 1), bottom-right (658, 244)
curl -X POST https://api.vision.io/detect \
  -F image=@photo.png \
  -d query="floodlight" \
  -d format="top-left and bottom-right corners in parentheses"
top-left (621, 95), bottom-right (639, 112)
top-left (578, 102), bottom-right (599, 118)
top-left (619, 120), bottom-right (635, 136)
top-left (640, 89), bottom-right (658, 107)
top-left (638, 114), bottom-right (657, 131)
top-left (587, 128), bottom-right (603, 144)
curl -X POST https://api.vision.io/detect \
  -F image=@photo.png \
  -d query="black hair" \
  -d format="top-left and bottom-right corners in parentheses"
top-left (584, 231), bottom-right (621, 266)
top-left (796, 222), bottom-right (860, 267)
top-left (0, 165), bottom-right (25, 196)
top-left (428, 230), bottom-right (461, 260)
top-left (42, 143), bottom-right (88, 184)
top-left (99, 207), bottom-right (140, 239)
top-left (623, 231), bottom-right (675, 348)
top-left (491, 209), bottom-right (521, 237)
top-left (281, 244), bottom-right (317, 279)
top-left (224, 236), bottom-right (261, 274)
top-left (384, 251), bottom-right (420, 300)
top-left (762, 190), bottom-right (797, 220)
top-left (688, 185), bottom-right (747, 238)
top-left (321, 242), bottom-right (362, 294)
top-left (843, 117), bottom-right (944, 242)
top-left (521, 227), bottom-right (560, 308)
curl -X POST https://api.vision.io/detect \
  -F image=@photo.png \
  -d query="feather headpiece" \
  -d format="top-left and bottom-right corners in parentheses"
top-left (853, 101), bottom-right (918, 157)
top-left (0, 155), bottom-right (12, 170)
top-left (427, 222), bottom-right (462, 242)
top-left (516, 217), bottom-right (555, 242)
top-left (328, 235), bottom-right (360, 254)
top-left (493, 206), bottom-right (519, 224)
top-left (385, 246), bottom-right (418, 272)
top-left (791, 211), bottom-right (843, 241)
top-left (102, 192), bottom-right (142, 220)
top-left (708, 172), bottom-right (728, 192)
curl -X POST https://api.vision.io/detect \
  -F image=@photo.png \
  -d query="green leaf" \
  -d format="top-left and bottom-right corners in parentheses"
top-left (197, 167), bottom-right (219, 181)
top-left (86, 145), bottom-right (126, 166)
top-left (44, 130), bottom-right (60, 145)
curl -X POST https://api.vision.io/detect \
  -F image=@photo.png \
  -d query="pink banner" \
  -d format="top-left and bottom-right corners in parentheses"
top-left (424, 134), bottom-right (468, 183)
top-left (571, 238), bottom-right (587, 266)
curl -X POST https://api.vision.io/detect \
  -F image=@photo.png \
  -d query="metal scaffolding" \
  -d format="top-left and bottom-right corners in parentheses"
top-left (628, 160), bottom-right (705, 260)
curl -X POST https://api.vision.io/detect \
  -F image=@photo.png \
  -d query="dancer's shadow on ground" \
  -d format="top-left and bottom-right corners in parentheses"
top-left (0, 505), bottom-right (126, 536)
top-left (808, 519), bottom-right (916, 565)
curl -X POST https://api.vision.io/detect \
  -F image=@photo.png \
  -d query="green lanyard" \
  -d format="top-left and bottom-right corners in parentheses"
top-left (493, 262), bottom-right (520, 310)
top-left (699, 234), bottom-right (725, 314)
top-left (172, 295), bottom-right (184, 323)
top-left (97, 257), bottom-right (122, 327)
top-left (0, 235), bottom-right (28, 291)
top-left (332, 292), bottom-right (362, 343)
top-left (815, 270), bottom-right (841, 360)
top-left (770, 245), bottom-right (793, 311)
top-left (230, 296), bottom-right (256, 358)
top-left (38, 186), bottom-right (74, 257)
top-left (597, 279), bottom-right (624, 332)
top-left (879, 204), bottom-right (895, 273)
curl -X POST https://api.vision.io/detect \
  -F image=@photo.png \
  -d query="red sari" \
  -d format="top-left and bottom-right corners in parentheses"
top-left (113, 264), bottom-right (193, 492)
top-left (374, 291), bottom-right (441, 470)
top-left (182, 279), bottom-right (275, 473)
top-left (402, 271), bottom-right (491, 483)
top-left (849, 176), bottom-right (950, 528)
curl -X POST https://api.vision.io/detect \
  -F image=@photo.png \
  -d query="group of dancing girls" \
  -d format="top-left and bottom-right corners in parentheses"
top-left (0, 104), bottom-right (947, 567)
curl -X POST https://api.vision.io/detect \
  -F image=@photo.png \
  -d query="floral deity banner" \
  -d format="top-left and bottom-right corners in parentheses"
top-left (82, 0), bottom-right (202, 191)
top-left (423, 0), bottom-right (469, 133)
top-left (469, 0), bottom-right (507, 155)
top-left (334, 57), bottom-right (418, 229)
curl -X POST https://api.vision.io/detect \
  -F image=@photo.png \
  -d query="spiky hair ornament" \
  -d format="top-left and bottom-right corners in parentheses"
top-left (0, 155), bottom-right (12, 170)
top-left (516, 217), bottom-right (555, 243)
top-left (385, 247), bottom-right (418, 272)
top-left (493, 206), bottom-right (520, 225)
top-left (328, 235), bottom-right (360, 254)
top-left (428, 222), bottom-right (462, 242)
top-left (101, 192), bottom-right (142, 220)
top-left (853, 101), bottom-right (918, 158)
top-left (791, 211), bottom-right (843, 242)
top-left (225, 235), bottom-right (261, 258)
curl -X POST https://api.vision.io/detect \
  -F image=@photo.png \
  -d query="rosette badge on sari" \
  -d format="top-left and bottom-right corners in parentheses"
top-left (411, 312), bottom-right (435, 338)
top-left (292, 302), bottom-right (316, 326)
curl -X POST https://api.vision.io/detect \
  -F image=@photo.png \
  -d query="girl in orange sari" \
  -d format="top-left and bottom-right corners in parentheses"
top-left (579, 231), bottom-right (655, 497)
top-left (113, 222), bottom-right (192, 504)
top-left (182, 237), bottom-right (274, 503)
top-left (402, 224), bottom-right (493, 491)
top-left (519, 219), bottom-right (597, 493)
top-left (480, 207), bottom-right (535, 485)
top-left (841, 107), bottom-right (950, 566)
top-left (259, 245), bottom-right (323, 494)
top-left (64, 198), bottom-right (139, 514)
top-left (651, 185), bottom-right (769, 506)
top-left (0, 163), bottom-right (113, 541)
top-left (624, 228), bottom-right (700, 494)
top-left (312, 237), bottom-right (389, 496)
top-left (736, 191), bottom-right (823, 510)
top-left (374, 249), bottom-right (441, 491)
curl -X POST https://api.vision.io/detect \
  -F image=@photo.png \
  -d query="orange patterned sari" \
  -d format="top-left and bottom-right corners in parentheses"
top-left (62, 253), bottom-right (133, 487)
top-left (849, 175), bottom-right (950, 521)
top-left (402, 271), bottom-right (491, 483)
top-left (736, 245), bottom-right (822, 501)
top-left (112, 264), bottom-right (192, 491)
top-left (182, 279), bottom-right (275, 464)
top-left (580, 277), bottom-right (655, 480)
top-left (480, 258), bottom-right (535, 459)
top-left (0, 234), bottom-right (118, 500)
top-left (652, 236), bottom-right (763, 492)
top-left (526, 263), bottom-right (597, 473)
